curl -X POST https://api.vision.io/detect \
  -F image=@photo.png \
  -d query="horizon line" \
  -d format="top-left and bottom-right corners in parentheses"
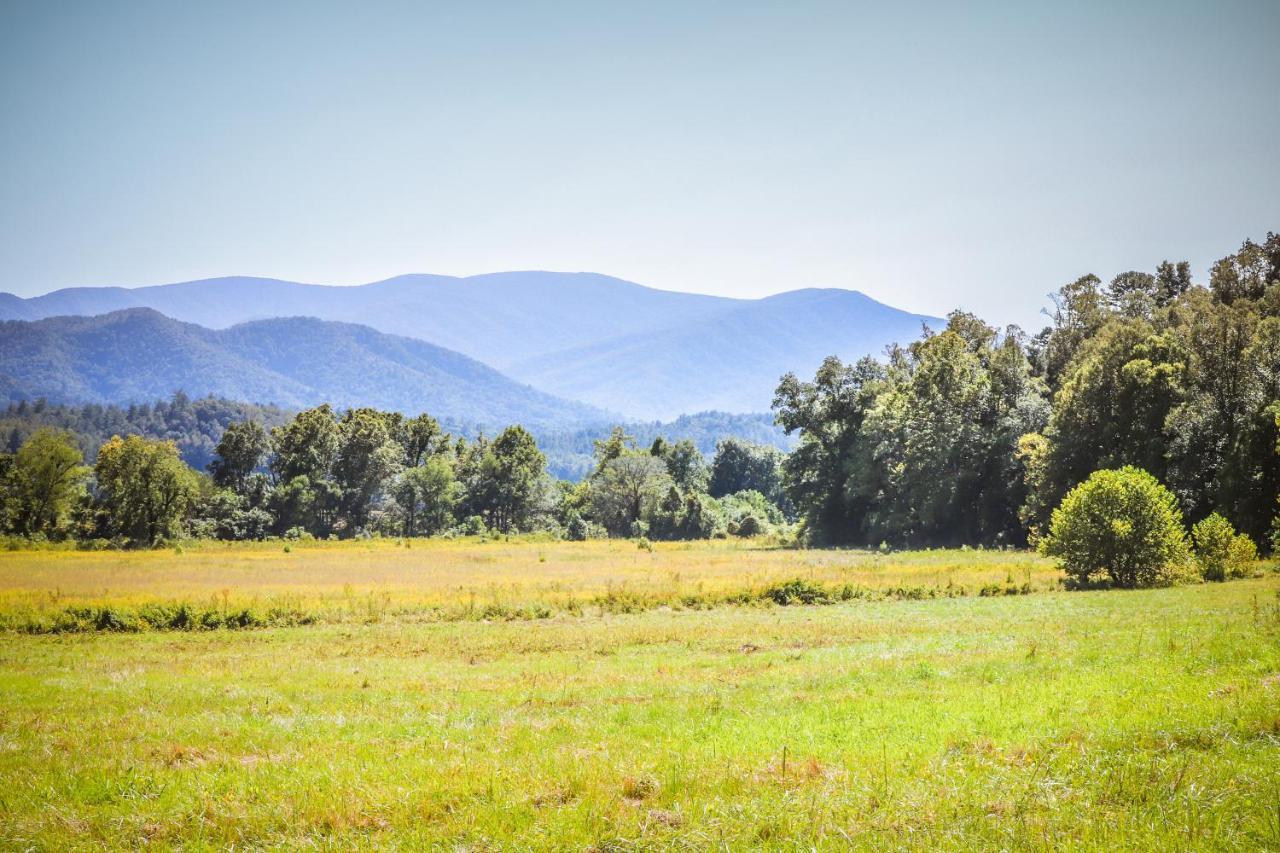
top-left (3, 269), bottom-right (884, 305)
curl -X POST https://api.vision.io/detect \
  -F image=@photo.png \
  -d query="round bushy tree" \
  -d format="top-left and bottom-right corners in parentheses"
top-left (1040, 466), bottom-right (1189, 588)
top-left (1191, 513), bottom-right (1257, 581)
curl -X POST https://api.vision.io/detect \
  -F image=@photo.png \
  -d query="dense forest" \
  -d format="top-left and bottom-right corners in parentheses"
top-left (777, 232), bottom-right (1280, 548)
top-left (1, 232), bottom-right (1276, 557)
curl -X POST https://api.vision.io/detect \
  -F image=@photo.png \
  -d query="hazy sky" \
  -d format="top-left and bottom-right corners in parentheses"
top-left (1, 1), bottom-right (1277, 327)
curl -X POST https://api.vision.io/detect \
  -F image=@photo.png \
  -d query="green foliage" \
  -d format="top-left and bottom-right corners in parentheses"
top-left (1019, 235), bottom-right (1278, 544)
top-left (271, 404), bottom-right (341, 484)
top-left (1039, 467), bottom-right (1190, 589)
top-left (776, 232), bottom-right (1280, 552)
top-left (189, 490), bottom-right (273, 541)
top-left (646, 486), bottom-right (726, 541)
top-left (208, 420), bottom-right (269, 492)
top-left (93, 435), bottom-right (202, 547)
top-left (392, 457), bottom-right (459, 537)
top-left (563, 511), bottom-right (591, 541)
top-left (1029, 322), bottom-right (1185, 531)
top-left (763, 578), bottom-right (831, 605)
top-left (1208, 232), bottom-right (1279, 305)
top-left (650, 437), bottom-right (709, 493)
top-left (719, 489), bottom-right (783, 536)
top-left (0, 428), bottom-right (88, 538)
top-left (458, 426), bottom-right (547, 533)
top-left (776, 313), bottom-right (1047, 547)
top-left (6, 231), bottom-right (1279, 554)
top-left (1190, 513), bottom-right (1257, 581)
top-left (588, 452), bottom-right (671, 537)
top-left (708, 438), bottom-right (790, 516)
top-left (457, 515), bottom-right (487, 537)
top-left (332, 408), bottom-right (404, 533)
top-left (1040, 274), bottom-right (1110, 388)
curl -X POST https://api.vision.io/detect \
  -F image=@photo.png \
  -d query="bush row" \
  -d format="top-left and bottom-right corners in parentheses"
top-left (6, 578), bottom-right (1046, 634)
top-left (12, 604), bottom-right (317, 634)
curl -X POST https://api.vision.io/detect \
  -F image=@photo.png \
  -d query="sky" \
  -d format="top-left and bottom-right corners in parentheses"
top-left (1, 1), bottom-right (1277, 329)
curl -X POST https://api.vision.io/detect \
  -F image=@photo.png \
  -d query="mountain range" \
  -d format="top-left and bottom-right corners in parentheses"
top-left (0, 309), bottom-right (603, 431)
top-left (0, 271), bottom-right (940, 421)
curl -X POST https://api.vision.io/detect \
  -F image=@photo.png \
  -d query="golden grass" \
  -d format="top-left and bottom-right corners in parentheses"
top-left (0, 537), bottom-right (1059, 624)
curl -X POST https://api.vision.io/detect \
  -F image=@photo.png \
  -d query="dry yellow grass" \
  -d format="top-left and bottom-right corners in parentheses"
top-left (0, 537), bottom-right (1058, 624)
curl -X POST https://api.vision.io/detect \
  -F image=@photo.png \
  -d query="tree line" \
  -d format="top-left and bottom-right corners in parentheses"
top-left (775, 231), bottom-right (1279, 551)
top-left (0, 406), bottom-right (791, 547)
top-left (0, 396), bottom-right (792, 482)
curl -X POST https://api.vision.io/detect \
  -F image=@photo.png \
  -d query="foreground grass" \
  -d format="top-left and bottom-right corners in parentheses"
top-left (0, 538), bottom-right (1058, 629)
top-left (1, 576), bottom-right (1278, 849)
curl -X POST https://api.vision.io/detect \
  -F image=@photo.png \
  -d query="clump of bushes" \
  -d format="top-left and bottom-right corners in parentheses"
top-left (17, 603), bottom-right (316, 634)
top-left (763, 579), bottom-right (831, 605)
top-left (563, 512), bottom-right (591, 541)
top-left (1039, 467), bottom-right (1190, 589)
top-left (978, 582), bottom-right (1033, 597)
top-left (1191, 513), bottom-right (1257, 581)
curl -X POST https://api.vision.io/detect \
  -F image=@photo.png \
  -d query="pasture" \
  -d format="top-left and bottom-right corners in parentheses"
top-left (0, 538), bottom-right (1058, 629)
top-left (0, 541), bottom-right (1277, 849)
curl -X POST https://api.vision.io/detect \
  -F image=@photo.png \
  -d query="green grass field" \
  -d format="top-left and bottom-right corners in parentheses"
top-left (0, 541), bottom-right (1278, 849)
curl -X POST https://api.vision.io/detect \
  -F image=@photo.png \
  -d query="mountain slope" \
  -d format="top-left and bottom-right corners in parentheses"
top-left (0, 310), bottom-right (604, 430)
top-left (1, 272), bottom-right (943, 418)
top-left (0, 272), bottom-right (738, 369)
top-left (508, 289), bottom-right (940, 419)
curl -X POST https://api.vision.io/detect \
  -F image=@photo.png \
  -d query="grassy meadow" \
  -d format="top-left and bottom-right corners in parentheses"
top-left (0, 538), bottom-right (1059, 630)
top-left (0, 540), bottom-right (1277, 849)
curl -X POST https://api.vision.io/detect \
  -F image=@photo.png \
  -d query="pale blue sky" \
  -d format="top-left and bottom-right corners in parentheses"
top-left (1, 0), bottom-right (1277, 328)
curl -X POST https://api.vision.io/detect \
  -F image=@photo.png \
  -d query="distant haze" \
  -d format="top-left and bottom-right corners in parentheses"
top-left (1, 2), bottom-right (1277, 328)
top-left (0, 272), bottom-right (940, 419)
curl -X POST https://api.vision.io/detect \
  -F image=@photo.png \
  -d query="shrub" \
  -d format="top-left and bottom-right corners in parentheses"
top-left (564, 512), bottom-right (590, 541)
top-left (1039, 467), bottom-right (1189, 589)
top-left (1191, 513), bottom-right (1258, 581)
top-left (93, 606), bottom-right (139, 632)
top-left (763, 579), bottom-right (831, 605)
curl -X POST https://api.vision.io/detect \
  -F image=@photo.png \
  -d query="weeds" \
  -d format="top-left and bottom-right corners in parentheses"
top-left (13, 603), bottom-right (315, 634)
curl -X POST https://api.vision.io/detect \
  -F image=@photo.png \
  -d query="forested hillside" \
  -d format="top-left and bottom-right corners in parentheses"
top-left (0, 396), bottom-right (293, 474)
top-left (0, 309), bottom-right (605, 430)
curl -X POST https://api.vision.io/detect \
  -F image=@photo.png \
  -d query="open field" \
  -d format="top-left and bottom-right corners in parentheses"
top-left (0, 543), bottom-right (1277, 849)
top-left (0, 539), bottom-right (1060, 630)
